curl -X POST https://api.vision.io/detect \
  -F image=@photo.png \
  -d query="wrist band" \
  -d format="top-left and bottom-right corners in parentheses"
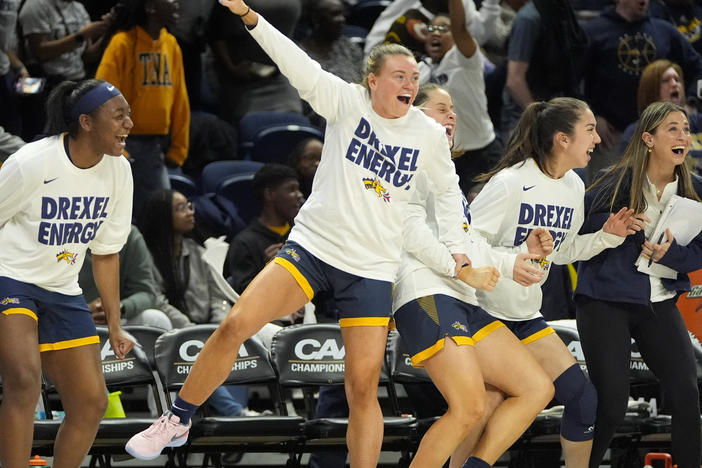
top-left (237, 6), bottom-right (250, 16)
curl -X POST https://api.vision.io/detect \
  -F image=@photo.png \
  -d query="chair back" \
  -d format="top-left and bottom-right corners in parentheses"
top-left (169, 173), bottom-right (199, 198)
top-left (238, 111), bottom-right (311, 158)
top-left (251, 125), bottom-right (324, 164)
top-left (201, 160), bottom-right (264, 194)
top-left (385, 330), bottom-right (431, 384)
top-left (154, 324), bottom-right (277, 392)
top-left (123, 325), bottom-right (166, 368)
top-left (216, 173), bottom-right (258, 223)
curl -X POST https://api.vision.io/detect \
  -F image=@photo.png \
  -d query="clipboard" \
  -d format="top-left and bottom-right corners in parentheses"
top-left (636, 195), bottom-right (702, 279)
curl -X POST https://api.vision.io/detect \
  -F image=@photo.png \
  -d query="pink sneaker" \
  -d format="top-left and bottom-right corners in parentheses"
top-left (125, 412), bottom-right (190, 460)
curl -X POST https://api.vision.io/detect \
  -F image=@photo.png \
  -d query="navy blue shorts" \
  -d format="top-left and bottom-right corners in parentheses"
top-left (274, 241), bottom-right (392, 327)
top-left (0, 276), bottom-right (99, 352)
top-left (394, 294), bottom-right (504, 367)
top-left (501, 316), bottom-right (555, 345)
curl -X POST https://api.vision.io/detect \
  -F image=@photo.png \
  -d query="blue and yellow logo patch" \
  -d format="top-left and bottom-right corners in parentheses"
top-left (532, 257), bottom-right (550, 271)
top-left (285, 248), bottom-right (301, 262)
top-left (56, 249), bottom-right (78, 265)
top-left (1, 297), bottom-right (20, 305)
top-left (363, 178), bottom-right (391, 202)
top-left (451, 321), bottom-right (468, 333)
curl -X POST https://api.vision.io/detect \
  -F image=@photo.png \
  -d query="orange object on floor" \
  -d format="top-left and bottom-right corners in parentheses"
top-left (28, 455), bottom-right (47, 466)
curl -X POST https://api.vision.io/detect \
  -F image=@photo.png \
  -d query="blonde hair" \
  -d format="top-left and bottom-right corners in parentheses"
top-left (361, 43), bottom-right (415, 91)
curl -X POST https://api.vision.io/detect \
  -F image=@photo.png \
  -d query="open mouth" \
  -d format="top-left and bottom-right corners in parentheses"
top-left (445, 125), bottom-right (454, 137)
top-left (117, 134), bottom-right (128, 146)
top-left (672, 146), bottom-right (685, 155)
top-left (397, 95), bottom-right (411, 105)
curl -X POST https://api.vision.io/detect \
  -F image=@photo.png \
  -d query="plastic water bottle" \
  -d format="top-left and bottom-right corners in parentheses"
top-left (34, 396), bottom-right (45, 420)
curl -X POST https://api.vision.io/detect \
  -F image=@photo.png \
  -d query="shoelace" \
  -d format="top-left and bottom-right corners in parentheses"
top-left (143, 415), bottom-right (172, 440)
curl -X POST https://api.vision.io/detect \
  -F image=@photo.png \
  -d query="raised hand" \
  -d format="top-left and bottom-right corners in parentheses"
top-left (456, 265), bottom-right (500, 291)
top-left (219, 0), bottom-right (249, 15)
top-left (525, 228), bottom-right (554, 256)
top-left (512, 253), bottom-right (546, 286)
top-left (602, 207), bottom-right (647, 237)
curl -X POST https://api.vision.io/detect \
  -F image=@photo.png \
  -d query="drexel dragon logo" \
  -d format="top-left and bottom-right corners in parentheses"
top-left (285, 248), bottom-right (301, 262)
top-left (531, 257), bottom-right (550, 271)
top-left (56, 249), bottom-right (78, 265)
top-left (1, 297), bottom-right (19, 305)
top-left (363, 178), bottom-right (391, 202)
top-left (451, 321), bottom-right (468, 333)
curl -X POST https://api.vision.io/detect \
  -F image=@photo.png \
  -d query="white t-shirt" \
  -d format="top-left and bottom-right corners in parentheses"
top-left (0, 135), bottom-right (133, 294)
top-left (249, 16), bottom-right (466, 282)
top-left (469, 159), bottom-right (623, 321)
top-left (419, 47), bottom-right (495, 151)
top-left (393, 170), bottom-right (517, 311)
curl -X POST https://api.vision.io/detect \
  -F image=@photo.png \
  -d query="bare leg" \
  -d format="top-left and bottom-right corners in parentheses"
top-left (0, 314), bottom-right (41, 468)
top-left (526, 334), bottom-right (592, 468)
top-left (179, 262), bottom-right (308, 404)
top-left (341, 325), bottom-right (388, 468)
top-left (41, 344), bottom-right (107, 468)
top-left (451, 327), bottom-right (554, 466)
top-left (412, 339), bottom-right (485, 468)
top-left (449, 388), bottom-right (504, 468)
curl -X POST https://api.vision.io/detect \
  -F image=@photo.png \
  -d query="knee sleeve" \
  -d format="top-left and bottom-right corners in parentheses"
top-left (553, 363), bottom-right (597, 442)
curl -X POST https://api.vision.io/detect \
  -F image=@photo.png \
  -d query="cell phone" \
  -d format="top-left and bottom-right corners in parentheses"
top-left (15, 77), bottom-right (46, 95)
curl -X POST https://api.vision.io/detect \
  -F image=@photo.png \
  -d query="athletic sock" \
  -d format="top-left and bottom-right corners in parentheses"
top-left (462, 456), bottom-right (491, 468)
top-left (170, 396), bottom-right (199, 425)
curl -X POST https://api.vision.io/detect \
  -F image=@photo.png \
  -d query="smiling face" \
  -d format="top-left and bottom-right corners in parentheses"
top-left (424, 15), bottom-right (454, 63)
top-left (561, 108), bottom-right (601, 170)
top-left (419, 88), bottom-right (456, 148)
top-left (172, 191), bottom-right (195, 234)
top-left (89, 94), bottom-right (133, 157)
top-left (659, 66), bottom-right (684, 105)
top-left (643, 110), bottom-right (691, 169)
top-left (368, 54), bottom-right (420, 119)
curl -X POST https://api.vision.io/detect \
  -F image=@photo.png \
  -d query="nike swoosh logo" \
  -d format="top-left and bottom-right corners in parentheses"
top-left (44, 177), bottom-right (58, 184)
top-left (523, 185), bottom-right (535, 191)
top-left (107, 85), bottom-right (115, 91)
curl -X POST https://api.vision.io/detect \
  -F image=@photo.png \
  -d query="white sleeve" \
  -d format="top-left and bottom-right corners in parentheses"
top-left (549, 207), bottom-right (624, 264)
top-left (465, 228), bottom-right (516, 279)
top-left (0, 155), bottom-right (33, 226)
top-left (402, 175), bottom-right (456, 277)
top-left (422, 133), bottom-right (467, 254)
top-left (364, 0), bottom-right (420, 58)
top-left (89, 161), bottom-right (133, 255)
top-left (248, 15), bottom-right (352, 123)
top-left (467, 0), bottom-right (501, 45)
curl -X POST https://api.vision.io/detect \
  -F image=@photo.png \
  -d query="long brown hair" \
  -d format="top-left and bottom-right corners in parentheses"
top-left (637, 60), bottom-right (685, 115)
top-left (588, 101), bottom-right (700, 214)
top-left (477, 97), bottom-right (589, 182)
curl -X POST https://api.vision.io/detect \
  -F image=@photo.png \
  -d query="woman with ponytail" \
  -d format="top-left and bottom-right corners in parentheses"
top-left (463, 97), bottom-right (643, 468)
top-left (0, 79), bottom-right (135, 468)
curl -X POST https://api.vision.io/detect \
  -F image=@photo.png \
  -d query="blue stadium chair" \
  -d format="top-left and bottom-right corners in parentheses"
top-left (201, 160), bottom-right (264, 194)
top-left (251, 125), bottom-right (324, 164)
top-left (238, 111), bottom-right (311, 159)
top-left (347, 0), bottom-right (391, 31)
top-left (154, 325), bottom-right (304, 467)
top-left (168, 173), bottom-right (199, 199)
top-left (216, 173), bottom-right (259, 224)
